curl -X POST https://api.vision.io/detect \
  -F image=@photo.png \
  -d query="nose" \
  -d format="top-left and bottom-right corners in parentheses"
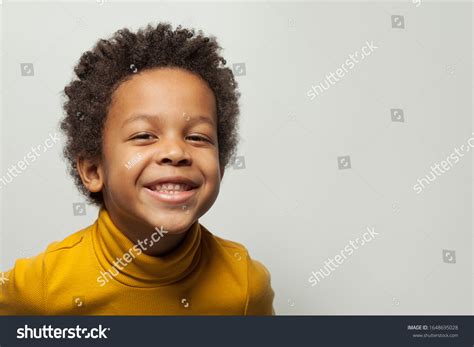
top-left (154, 135), bottom-right (192, 166)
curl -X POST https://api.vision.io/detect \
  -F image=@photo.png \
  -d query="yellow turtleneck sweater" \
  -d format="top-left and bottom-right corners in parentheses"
top-left (0, 208), bottom-right (275, 315)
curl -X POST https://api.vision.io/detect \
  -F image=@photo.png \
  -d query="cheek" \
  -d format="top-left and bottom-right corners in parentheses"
top-left (197, 152), bottom-right (221, 182)
top-left (122, 151), bottom-right (145, 171)
top-left (199, 163), bottom-right (222, 216)
top-left (202, 160), bottom-right (222, 203)
top-left (105, 151), bottom-right (143, 195)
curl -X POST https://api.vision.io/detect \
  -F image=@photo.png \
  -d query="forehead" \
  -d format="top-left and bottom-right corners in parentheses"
top-left (107, 67), bottom-right (217, 126)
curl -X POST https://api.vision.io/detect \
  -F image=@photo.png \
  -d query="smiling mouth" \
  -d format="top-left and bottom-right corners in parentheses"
top-left (144, 183), bottom-right (198, 204)
top-left (148, 183), bottom-right (194, 194)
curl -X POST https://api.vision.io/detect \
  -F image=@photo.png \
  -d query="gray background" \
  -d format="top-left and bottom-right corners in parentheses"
top-left (1, 1), bottom-right (472, 315)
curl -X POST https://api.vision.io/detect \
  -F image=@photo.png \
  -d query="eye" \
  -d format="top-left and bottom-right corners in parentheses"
top-left (131, 133), bottom-right (155, 140)
top-left (187, 135), bottom-right (210, 142)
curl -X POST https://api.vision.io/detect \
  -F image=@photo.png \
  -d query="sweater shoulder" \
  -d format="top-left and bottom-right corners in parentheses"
top-left (199, 224), bottom-right (275, 315)
top-left (0, 225), bottom-right (92, 315)
top-left (200, 225), bottom-right (248, 252)
top-left (44, 226), bottom-right (90, 256)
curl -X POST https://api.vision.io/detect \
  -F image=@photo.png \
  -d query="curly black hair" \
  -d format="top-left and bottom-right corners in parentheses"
top-left (60, 23), bottom-right (240, 207)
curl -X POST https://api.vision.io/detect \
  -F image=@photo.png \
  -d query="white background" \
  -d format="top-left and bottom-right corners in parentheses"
top-left (1, 1), bottom-right (472, 315)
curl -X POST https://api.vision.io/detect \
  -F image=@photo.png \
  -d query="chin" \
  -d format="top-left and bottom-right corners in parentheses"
top-left (149, 215), bottom-right (196, 233)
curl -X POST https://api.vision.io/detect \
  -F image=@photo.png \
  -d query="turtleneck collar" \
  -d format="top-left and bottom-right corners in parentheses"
top-left (92, 207), bottom-right (202, 288)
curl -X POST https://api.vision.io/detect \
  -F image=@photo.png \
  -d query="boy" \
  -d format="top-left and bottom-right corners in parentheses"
top-left (0, 23), bottom-right (275, 315)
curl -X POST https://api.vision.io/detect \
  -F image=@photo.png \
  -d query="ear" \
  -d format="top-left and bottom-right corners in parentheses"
top-left (76, 157), bottom-right (105, 193)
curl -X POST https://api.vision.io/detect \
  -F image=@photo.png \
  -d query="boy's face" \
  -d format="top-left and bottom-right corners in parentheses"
top-left (81, 67), bottom-right (223, 237)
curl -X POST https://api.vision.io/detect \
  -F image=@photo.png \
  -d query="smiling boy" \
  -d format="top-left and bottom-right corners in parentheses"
top-left (0, 23), bottom-right (275, 315)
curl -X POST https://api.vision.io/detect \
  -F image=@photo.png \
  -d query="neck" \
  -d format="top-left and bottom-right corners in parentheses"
top-left (101, 204), bottom-right (191, 257)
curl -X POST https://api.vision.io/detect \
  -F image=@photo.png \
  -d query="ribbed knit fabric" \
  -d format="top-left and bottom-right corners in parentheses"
top-left (0, 208), bottom-right (274, 315)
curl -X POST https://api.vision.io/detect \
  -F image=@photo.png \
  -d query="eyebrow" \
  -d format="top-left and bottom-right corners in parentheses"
top-left (121, 113), bottom-right (215, 129)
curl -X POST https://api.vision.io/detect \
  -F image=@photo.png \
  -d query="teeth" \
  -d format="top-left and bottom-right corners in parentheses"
top-left (154, 183), bottom-right (189, 192)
